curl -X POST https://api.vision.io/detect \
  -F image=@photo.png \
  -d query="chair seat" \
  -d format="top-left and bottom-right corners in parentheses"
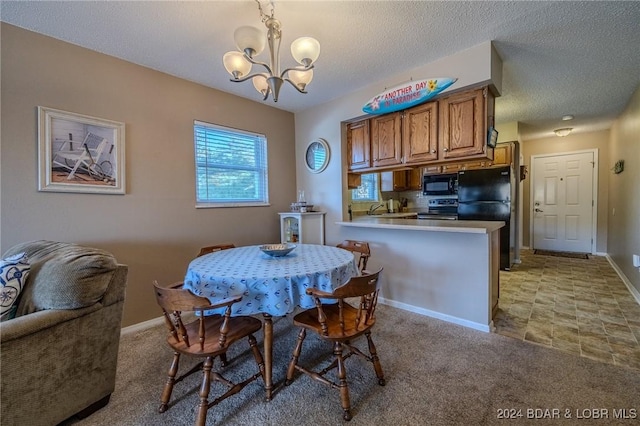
top-left (293, 304), bottom-right (375, 341)
top-left (167, 315), bottom-right (262, 356)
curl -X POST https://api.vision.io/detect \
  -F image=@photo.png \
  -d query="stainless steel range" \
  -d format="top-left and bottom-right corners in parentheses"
top-left (417, 198), bottom-right (458, 220)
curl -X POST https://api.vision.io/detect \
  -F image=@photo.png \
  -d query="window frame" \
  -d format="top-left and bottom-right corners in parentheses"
top-left (193, 120), bottom-right (269, 208)
top-left (350, 172), bottom-right (380, 204)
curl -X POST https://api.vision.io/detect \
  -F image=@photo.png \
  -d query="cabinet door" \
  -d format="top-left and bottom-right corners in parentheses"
top-left (409, 168), bottom-right (423, 190)
top-left (490, 143), bottom-right (513, 167)
top-left (402, 101), bottom-right (438, 164)
top-left (439, 88), bottom-right (486, 160)
top-left (371, 112), bottom-right (402, 167)
top-left (347, 120), bottom-right (370, 171)
top-left (380, 171), bottom-right (408, 191)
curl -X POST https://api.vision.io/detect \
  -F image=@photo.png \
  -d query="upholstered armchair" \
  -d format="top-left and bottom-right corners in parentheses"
top-left (0, 240), bottom-right (128, 426)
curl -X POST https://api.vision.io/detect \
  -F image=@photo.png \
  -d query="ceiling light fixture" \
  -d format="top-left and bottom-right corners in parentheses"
top-left (554, 128), bottom-right (573, 137)
top-left (222, 0), bottom-right (320, 103)
top-left (562, 115), bottom-right (574, 121)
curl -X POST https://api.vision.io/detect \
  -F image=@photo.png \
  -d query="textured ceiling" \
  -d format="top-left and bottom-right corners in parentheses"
top-left (2, 1), bottom-right (640, 140)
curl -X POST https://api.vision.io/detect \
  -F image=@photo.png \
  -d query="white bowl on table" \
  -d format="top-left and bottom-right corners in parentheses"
top-left (260, 243), bottom-right (297, 257)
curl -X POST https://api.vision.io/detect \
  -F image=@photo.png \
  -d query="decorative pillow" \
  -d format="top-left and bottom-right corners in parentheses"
top-left (0, 252), bottom-right (30, 321)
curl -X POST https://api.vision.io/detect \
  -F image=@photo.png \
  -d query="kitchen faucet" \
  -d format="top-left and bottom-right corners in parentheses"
top-left (368, 203), bottom-right (386, 215)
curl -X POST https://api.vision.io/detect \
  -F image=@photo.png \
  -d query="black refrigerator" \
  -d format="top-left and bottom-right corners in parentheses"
top-left (457, 166), bottom-right (514, 270)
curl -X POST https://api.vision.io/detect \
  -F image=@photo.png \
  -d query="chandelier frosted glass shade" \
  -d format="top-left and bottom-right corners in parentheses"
top-left (223, 52), bottom-right (252, 78)
top-left (234, 26), bottom-right (266, 56)
top-left (252, 75), bottom-right (269, 95)
top-left (291, 37), bottom-right (320, 66)
top-left (288, 69), bottom-right (313, 90)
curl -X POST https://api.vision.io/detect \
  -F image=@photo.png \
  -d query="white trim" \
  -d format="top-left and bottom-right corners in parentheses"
top-left (529, 149), bottom-right (598, 254)
top-left (121, 316), bottom-right (164, 336)
top-left (378, 297), bottom-right (491, 333)
top-left (606, 255), bottom-right (640, 305)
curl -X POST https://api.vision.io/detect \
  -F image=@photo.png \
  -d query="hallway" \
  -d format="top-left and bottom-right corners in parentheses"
top-left (494, 250), bottom-right (640, 371)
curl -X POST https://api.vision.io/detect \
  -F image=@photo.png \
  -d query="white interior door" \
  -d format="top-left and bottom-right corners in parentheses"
top-left (532, 151), bottom-right (595, 253)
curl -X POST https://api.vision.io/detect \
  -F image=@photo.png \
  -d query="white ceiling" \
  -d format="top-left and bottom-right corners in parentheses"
top-left (2, 1), bottom-right (639, 141)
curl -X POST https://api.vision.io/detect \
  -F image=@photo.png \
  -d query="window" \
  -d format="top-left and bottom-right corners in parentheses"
top-left (351, 173), bottom-right (379, 202)
top-left (194, 121), bottom-right (269, 207)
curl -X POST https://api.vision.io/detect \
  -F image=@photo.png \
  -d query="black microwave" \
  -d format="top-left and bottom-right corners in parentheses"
top-left (423, 173), bottom-right (458, 195)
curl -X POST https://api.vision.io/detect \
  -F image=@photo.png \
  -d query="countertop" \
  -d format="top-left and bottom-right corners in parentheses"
top-left (337, 217), bottom-right (505, 234)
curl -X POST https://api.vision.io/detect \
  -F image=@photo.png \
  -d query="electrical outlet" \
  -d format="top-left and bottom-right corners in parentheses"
top-left (634, 254), bottom-right (640, 268)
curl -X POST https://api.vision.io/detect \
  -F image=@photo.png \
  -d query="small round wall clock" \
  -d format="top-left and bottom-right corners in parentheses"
top-left (305, 138), bottom-right (330, 173)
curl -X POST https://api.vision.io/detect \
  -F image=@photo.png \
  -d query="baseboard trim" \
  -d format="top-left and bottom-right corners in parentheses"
top-left (121, 316), bottom-right (164, 336)
top-left (606, 255), bottom-right (640, 305)
top-left (378, 297), bottom-right (491, 333)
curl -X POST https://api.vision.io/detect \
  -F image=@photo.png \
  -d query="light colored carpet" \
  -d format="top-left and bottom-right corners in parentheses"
top-left (65, 305), bottom-right (640, 425)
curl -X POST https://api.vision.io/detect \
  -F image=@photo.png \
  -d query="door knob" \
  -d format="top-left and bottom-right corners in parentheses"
top-left (535, 208), bottom-right (544, 212)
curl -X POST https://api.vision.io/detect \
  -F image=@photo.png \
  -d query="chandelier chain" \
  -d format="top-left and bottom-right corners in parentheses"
top-left (255, 0), bottom-right (275, 23)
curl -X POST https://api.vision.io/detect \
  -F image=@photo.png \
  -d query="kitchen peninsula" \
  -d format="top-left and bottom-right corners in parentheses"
top-left (337, 217), bottom-right (504, 332)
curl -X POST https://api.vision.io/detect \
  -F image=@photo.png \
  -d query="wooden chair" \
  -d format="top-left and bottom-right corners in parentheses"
top-left (197, 243), bottom-right (236, 257)
top-left (153, 281), bottom-right (264, 426)
top-left (285, 268), bottom-right (385, 421)
top-left (337, 240), bottom-right (371, 273)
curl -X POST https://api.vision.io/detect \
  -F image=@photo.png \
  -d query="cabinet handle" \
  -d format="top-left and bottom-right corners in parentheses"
top-left (443, 148), bottom-right (449, 152)
top-left (431, 149), bottom-right (436, 154)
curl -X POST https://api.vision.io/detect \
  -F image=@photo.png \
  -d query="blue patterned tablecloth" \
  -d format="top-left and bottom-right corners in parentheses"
top-left (184, 244), bottom-right (358, 316)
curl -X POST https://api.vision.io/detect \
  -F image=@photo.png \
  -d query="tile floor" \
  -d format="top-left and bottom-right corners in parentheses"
top-left (494, 249), bottom-right (640, 371)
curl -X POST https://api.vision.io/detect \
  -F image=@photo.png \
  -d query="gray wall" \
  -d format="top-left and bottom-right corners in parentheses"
top-left (607, 86), bottom-right (640, 293)
top-left (0, 24), bottom-right (297, 326)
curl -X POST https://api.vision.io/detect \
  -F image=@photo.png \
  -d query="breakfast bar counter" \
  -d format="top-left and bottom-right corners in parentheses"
top-left (336, 217), bottom-right (504, 332)
top-left (337, 217), bottom-right (504, 234)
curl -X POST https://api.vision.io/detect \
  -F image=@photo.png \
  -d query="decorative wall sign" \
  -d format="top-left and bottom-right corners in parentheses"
top-left (38, 106), bottom-right (126, 194)
top-left (362, 77), bottom-right (457, 115)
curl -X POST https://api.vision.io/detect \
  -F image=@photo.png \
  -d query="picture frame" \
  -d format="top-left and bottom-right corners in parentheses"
top-left (38, 106), bottom-right (125, 194)
top-left (487, 126), bottom-right (499, 148)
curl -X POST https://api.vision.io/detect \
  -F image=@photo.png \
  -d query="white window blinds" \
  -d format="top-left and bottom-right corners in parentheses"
top-left (194, 121), bottom-right (269, 207)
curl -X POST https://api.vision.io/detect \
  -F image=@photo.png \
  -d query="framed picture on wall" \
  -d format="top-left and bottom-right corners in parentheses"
top-left (38, 106), bottom-right (125, 194)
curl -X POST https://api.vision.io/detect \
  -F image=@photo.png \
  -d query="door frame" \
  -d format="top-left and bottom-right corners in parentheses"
top-left (529, 149), bottom-right (599, 254)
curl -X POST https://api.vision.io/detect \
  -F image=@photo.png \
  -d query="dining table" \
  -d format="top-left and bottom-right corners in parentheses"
top-left (183, 243), bottom-right (358, 401)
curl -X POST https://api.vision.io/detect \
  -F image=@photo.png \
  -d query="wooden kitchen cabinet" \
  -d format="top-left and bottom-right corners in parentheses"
top-left (439, 87), bottom-right (493, 161)
top-left (371, 112), bottom-right (402, 167)
top-left (346, 86), bottom-right (494, 174)
top-left (408, 168), bottom-right (423, 190)
top-left (402, 101), bottom-right (438, 164)
top-left (347, 119), bottom-right (371, 171)
top-left (380, 170), bottom-right (408, 191)
top-left (490, 143), bottom-right (512, 167)
top-left (380, 168), bottom-right (422, 192)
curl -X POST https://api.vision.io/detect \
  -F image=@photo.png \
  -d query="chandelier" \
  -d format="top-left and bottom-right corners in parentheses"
top-left (222, 0), bottom-right (320, 102)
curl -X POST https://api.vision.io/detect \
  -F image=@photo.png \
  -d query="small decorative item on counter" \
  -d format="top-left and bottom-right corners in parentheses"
top-left (291, 202), bottom-right (314, 212)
